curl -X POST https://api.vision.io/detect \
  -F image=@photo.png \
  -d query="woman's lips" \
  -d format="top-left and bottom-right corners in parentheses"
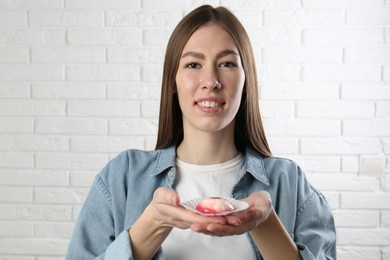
top-left (197, 100), bottom-right (222, 108)
top-left (195, 98), bottom-right (225, 112)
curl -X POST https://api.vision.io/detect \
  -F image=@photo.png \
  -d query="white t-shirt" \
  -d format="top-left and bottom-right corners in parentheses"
top-left (162, 154), bottom-right (256, 260)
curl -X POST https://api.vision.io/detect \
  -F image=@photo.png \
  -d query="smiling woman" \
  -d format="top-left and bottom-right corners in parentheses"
top-left (155, 5), bottom-right (271, 157)
top-left (65, 5), bottom-right (336, 260)
top-left (175, 23), bottom-right (245, 149)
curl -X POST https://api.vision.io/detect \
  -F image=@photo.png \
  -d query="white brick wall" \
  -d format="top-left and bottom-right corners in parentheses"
top-left (0, 0), bottom-right (389, 259)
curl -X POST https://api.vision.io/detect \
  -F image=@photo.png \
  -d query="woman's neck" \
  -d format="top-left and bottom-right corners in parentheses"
top-left (176, 134), bottom-right (239, 165)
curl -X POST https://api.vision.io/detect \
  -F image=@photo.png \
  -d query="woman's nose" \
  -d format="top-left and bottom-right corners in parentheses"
top-left (202, 68), bottom-right (221, 90)
top-left (203, 80), bottom-right (222, 90)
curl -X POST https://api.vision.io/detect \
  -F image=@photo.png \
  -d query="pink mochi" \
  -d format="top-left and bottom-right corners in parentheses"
top-left (196, 197), bottom-right (235, 214)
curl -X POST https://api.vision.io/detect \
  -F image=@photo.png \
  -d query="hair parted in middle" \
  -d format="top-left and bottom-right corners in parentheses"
top-left (155, 5), bottom-right (271, 157)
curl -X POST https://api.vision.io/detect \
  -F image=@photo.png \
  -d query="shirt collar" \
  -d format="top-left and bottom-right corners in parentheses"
top-left (151, 145), bottom-right (176, 176)
top-left (151, 145), bottom-right (270, 186)
top-left (244, 147), bottom-right (270, 186)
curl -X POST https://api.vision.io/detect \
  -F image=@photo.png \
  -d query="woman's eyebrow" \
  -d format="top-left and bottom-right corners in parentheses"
top-left (216, 49), bottom-right (239, 59)
top-left (181, 51), bottom-right (205, 59)
top-left (181, 49), bottom-right (239, 59)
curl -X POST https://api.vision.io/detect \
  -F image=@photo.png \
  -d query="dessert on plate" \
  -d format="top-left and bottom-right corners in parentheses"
top-left (180, 196), bottom-right (249, 216)
top-left (195, 196), bottom-right (235, 214)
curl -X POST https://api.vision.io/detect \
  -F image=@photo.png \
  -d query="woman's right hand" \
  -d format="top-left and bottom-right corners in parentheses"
top-left (147, 187), bottom-right (227, 230)
top-left (129, 187), bottom-right (227, 259)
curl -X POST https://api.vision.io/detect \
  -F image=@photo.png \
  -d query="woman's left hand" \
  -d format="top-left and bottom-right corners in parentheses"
top-left (190, 191), bottom-right (272, 236)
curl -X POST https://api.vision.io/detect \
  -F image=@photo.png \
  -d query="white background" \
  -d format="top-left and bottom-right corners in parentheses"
top-left (0, 0), bottom-right (389, 259)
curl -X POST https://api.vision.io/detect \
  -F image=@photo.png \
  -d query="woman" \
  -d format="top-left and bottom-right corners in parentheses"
top-left (66, 5), bottom-right (336, 260)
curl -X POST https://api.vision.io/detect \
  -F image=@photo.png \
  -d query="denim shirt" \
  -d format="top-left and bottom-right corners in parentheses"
top-left (66, 145), bottom-right (336, 260)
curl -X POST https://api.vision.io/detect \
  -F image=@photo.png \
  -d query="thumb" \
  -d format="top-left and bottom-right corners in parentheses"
top-left (153, 187), bottom-right (180, 206)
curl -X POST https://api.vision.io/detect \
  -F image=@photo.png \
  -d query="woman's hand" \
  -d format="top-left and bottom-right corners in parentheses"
top-left (147, 187), bottom-right (227, 230)
top-left (190, 191), bottom-right (272, 236)
top-left (129, 187), bottom-right (227, 260)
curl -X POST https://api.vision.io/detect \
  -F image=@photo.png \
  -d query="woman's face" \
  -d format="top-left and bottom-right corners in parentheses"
top-left (175, 23), bottom-right (245, 137)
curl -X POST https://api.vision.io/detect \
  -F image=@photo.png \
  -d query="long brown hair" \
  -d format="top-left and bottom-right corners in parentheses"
top-left (155, 5), bottom-right (272, 157)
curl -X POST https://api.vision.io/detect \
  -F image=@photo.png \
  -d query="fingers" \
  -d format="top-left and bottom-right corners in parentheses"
top-left (151, 187), bottom-right (227, 229)
top-left (202, 212), bottom-right (259, 236)
top-left (190, 191), bottom-right (273, 237)
top-left (151, 187), bottom-right (273, 233)
top-left (242, 190), bottom-right (271, 207)
top-left (191, 221), bottom-right (253, 236)
top-left (175, 207), bottom-right (227, 226)
top-left (153, 187), bottom-right (180, 206)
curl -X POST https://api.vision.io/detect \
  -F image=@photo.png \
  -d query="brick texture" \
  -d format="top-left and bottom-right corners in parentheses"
top-left (0, 1), bottom-right (389, 259)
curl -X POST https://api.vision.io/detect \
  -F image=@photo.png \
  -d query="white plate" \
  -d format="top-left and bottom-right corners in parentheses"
top-left (180, 197), bottom-right (249, 216)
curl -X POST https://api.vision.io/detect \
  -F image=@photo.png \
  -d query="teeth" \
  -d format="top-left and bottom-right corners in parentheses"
top-left (199, 101), bottom-right (219, 108)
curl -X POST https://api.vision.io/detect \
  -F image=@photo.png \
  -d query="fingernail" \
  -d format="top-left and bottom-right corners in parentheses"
top-left (233, 220), bottom-right (241, 226)
top-left (232, 219), bottom-right (241, 226)
top-left (216, 219), bottom-right (226, 225)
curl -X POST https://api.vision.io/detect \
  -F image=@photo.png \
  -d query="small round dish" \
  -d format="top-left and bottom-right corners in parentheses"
top-left (180, 197), bottom-right (249, 216)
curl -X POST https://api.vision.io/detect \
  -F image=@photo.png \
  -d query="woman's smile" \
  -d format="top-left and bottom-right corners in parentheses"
top-left (195, 97), bottom-right (225, 111)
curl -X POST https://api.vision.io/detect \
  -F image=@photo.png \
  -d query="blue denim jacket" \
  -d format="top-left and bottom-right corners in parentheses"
top-left (66, 146), bottom-right (336, 260)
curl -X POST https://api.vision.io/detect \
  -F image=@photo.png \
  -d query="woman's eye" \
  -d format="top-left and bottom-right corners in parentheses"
top-left (219, 61), bottom-right (237, 68)
top-left (185, 63), bottom-right (201, 69)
